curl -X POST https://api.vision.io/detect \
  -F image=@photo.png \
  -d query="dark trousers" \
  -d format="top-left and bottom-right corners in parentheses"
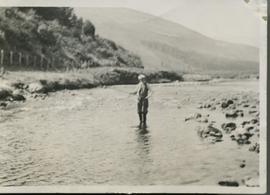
top-left (137, 98), bottom-right (148, 126)
top-left (137, 98), bottom-right (148, 114)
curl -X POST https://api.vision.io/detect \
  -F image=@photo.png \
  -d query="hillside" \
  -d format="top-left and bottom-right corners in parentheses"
top-left (75, 8), bottom-right (259, 73)
top-left (0, 7), bottom-right (143, 70)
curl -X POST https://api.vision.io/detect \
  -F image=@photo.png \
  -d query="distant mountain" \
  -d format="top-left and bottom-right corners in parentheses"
top-left (76, 8), bottom-right (259, 73)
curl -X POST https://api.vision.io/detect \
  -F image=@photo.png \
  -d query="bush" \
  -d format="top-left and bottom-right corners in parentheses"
top-left (83, 20), bottom-right (95, 37)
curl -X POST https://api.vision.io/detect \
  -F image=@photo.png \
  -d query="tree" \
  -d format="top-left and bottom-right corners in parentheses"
top-left (83, 20), bottom-right (95, 37)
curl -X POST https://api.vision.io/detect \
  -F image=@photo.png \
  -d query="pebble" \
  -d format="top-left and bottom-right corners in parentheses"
top-left (218, 180), bottom-right (239, 187)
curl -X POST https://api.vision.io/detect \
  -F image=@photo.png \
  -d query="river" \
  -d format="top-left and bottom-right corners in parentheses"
top-left (0, 80), bottom-right (259, 186)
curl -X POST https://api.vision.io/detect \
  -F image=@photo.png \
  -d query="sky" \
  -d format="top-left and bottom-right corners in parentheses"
top-left (72, 0), bottom-right (262, 47)
top-left (2, 0), bottom-right (264, 47)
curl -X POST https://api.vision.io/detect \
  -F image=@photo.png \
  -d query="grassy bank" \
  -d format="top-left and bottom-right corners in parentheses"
top-left (0, 67), bottom-right (184, 101)
top-left (0, 67), bottom-right (259, 103)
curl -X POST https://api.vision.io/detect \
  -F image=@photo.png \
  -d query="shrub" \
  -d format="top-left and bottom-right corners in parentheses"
top-left (83, 20), bottom-right (95, 37)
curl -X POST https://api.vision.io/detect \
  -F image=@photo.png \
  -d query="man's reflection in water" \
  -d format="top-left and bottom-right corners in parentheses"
top-left (136, 128), bottom-right (151, 154)
top-left (135, 128), bottom-right (153, 183)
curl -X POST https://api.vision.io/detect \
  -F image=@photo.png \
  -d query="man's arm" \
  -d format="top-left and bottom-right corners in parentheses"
top-left (130, 83), bottom-right (139, 95)
top-left (145, 84), bottom-right (152, 99)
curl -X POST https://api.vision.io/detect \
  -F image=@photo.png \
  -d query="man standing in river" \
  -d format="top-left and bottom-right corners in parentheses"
top-left (131, 74), bottom-right (152, 128)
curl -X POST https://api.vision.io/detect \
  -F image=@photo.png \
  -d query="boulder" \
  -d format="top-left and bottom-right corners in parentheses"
top-left (197, 125), bottom-right (223, 142)
top-left (241, 121), bottom-right (250, 127)
top-left (12, 89), bottom-right (26, 101)
top-left (249, 143), bottom-right (260, 153)
top-left (0, 102), bottom-right (7, 107)
top-left (250, 118), bottom-right (259, 124)
top-left (225, 110), bottom-right (244, 118)
top-left (227, 99), bottom-right (234, 105)
top-left (27, 82), bottom-right (46, 93)
top-left (221, 102), bottom-right (228, 108)
top-left (0, 88), bottom-right (12, 100)
top-left (12, 94), bottom-right (26, 101)
top-left (221, 122), bottom-right (236, 133)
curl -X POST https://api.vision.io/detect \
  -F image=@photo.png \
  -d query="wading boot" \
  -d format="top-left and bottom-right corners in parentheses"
top-left (138, 114), bottom-right (143, 128)
top-left (142, 113), bottom-right (147, 128)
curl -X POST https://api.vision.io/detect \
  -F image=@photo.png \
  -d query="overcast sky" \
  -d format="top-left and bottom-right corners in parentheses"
top-left (72, 0), bottom-right (262, 47)
top-left (3, 0), bottom-right (262, 47)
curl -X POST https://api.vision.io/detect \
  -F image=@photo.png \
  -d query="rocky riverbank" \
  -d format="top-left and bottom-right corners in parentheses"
top-left (184, 88), bottom-right (260, 187)
top-left (0, 68), bottom-right (184, 108)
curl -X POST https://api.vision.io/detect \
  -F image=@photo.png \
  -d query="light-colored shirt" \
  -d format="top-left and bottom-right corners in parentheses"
top-left (135, 82), bottom-right (152, 99)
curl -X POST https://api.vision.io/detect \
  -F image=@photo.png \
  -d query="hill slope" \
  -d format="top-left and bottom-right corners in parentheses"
top-left (0, 8), bottom-right (143, 70)
top-left (75, 8), bottom-right (259, 73)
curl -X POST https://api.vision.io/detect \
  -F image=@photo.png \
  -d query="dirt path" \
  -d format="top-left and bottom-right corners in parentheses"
top-left (0, 80), bottom-right (260, 186)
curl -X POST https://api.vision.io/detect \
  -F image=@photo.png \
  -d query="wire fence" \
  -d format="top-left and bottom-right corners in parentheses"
top-left (0, 49), bottom-right (79, 71)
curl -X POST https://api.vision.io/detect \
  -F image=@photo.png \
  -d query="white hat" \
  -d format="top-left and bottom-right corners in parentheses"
top-left (138, 74), bottom-right (146, 80)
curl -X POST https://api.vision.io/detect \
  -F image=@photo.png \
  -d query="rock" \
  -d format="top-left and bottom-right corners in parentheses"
top-left (241, 121), bottom-right (250, 127)
top-left (0, 88), bottom-right (12, 100)
top-left (243, 104), bottom-right (250, 107)
top-left (225, 111), bottom-right (238, 118)
top-left (197, 105), bottom-right (203, 109)
top-left (245, 125), bottom-right (255, 132)
top-left (249, 143), bottom-right (260, 153)
top-left (210, 106), bottom-right (216, 110)
top-left (244, 177), bottom-right (259, 187)
top-left (27, 82), bottom-right (46, 93)
top-left (227, 99), bottom-right (234, 105)
top-left (240, 163), bottom-right (246, 168)
top-left (185, 113), bottom-right (201, 121)
top-left (197, 125), bottom-right (223, 142)
top-left (218, 180), bottom-right (239, 187)
top-left (197, 118), bottom-right (208, 123)
top-left (10, 82), bottom-right (26, 89)
top-left (225, 110), bottom-right (243, 118)
top-left (12, 94), bottom-right (26, 101)
top-left (221, 122), bottom-right (236, 133)
top-left (204, 104), bottom-right (211, 108)
top-left (221, 102), bottom-right (229, 108)
top-left (249, 110), bottom-right (257, 114)
top-left (250, 118), bottom-right (258, 124)
top-left (12, 89), bottom-right (26, 101)
top-left (194, 113), bottom-right (202, 119)
top-left (230, 135), bottom-right (236, 141)
top-left (0, 102), bottom-right (7, 107)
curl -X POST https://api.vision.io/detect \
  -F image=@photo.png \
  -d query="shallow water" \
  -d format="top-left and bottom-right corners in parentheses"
top-left (0, 80), bottom-right (259, 186)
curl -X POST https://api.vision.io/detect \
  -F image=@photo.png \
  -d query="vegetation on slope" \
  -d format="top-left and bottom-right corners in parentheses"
top-left (0, 7), bottom-right (143, 70)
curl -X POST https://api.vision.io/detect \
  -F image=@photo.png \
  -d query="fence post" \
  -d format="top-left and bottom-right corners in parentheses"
top-left (46, 58), bottom-right (49, 71)
top-left (33, 56), bottom-right (37, 68)
top-left (10, 51), bottom-right (13, 65)
top-left (19, 52), bottom-right (22, 66)
top-left (0, 49), bottom-right (4, 66)
top-left (40, 56), bottom-right (43, 70)
top-left (26, 55), bottom-right (29, 66)
top-left (51, 57), bottom-right (54, 69)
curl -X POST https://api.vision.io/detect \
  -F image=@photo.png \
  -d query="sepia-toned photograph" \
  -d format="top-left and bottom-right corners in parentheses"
top-left (0, 0), bottom-right (267, 193)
